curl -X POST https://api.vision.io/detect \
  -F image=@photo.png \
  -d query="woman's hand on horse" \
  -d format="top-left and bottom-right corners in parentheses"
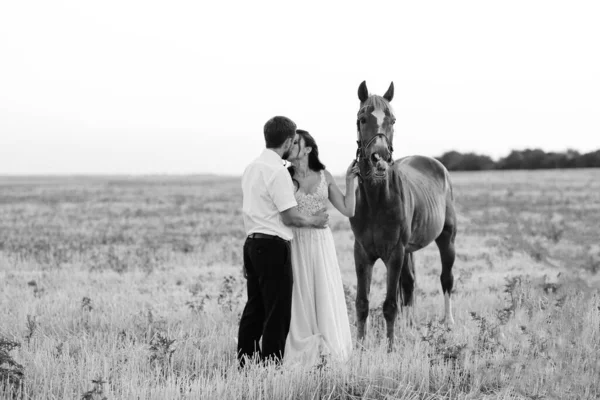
top-left (346, 160), bottom-right (360, 180)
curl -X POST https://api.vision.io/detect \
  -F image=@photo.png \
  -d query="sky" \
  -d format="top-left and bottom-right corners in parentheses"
top-left (1, 0), bottom-right (599, 176)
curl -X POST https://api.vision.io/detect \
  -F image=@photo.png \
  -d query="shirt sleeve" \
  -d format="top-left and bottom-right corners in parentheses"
top-left (267, 168), bottom-right (298, 212)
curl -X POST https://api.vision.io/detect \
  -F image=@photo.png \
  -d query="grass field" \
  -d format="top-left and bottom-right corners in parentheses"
top-left (1, 169), bottom-right (600, 399)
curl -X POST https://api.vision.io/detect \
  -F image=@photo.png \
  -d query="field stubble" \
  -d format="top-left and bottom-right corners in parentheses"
top-left (1, 170), bottom-right (599, 399)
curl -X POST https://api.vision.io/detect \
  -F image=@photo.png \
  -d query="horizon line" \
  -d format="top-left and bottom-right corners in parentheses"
top-left (1, 147), bottom-right (598, 178)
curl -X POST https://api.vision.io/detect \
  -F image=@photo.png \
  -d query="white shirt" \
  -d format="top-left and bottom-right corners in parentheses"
top-left (242, 148), bottom-right (297, 241)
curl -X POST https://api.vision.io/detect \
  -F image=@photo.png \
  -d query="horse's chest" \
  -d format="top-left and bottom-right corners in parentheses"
top-left (351, 208), bottom-right (404, 254)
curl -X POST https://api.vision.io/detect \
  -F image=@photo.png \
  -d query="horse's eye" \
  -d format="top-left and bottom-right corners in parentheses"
top-left (391, 119), bottom-right (396, 125)
top-left (359, 118), bottom-right (366, 124)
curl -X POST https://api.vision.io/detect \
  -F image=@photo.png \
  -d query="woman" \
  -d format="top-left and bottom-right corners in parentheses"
top-left (283, 129), bottom-right (359, 367)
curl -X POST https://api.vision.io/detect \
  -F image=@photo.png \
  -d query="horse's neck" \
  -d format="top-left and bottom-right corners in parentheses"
top-left (359, 169), bottom-right (402, 206)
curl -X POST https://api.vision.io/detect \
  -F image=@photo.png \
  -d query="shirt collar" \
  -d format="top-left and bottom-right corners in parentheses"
top-left (261, 148), bottom-right (284, 165)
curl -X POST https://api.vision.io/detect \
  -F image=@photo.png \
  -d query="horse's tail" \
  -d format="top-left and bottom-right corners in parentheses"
top-left (445, 170), bottom-right (454, 201)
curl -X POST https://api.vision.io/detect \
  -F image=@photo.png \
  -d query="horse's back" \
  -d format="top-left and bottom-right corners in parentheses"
top-left (396, 155), bottom-right (451, 195)
top-left (395, 155), bottom-right (454, 251)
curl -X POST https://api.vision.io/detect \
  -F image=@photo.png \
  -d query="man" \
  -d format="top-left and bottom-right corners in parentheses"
top-left (238, 116), bottom-right (329, 367)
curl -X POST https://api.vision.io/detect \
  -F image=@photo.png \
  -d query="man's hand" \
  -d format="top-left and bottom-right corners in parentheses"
top-left (281, 206), bottom-right (329, 229)
top-left (311, 208), bottom-right (329, 229)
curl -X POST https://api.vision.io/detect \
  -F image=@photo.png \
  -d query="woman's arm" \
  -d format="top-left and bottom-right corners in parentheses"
top-left (325, 161), bottom-right (359, 217)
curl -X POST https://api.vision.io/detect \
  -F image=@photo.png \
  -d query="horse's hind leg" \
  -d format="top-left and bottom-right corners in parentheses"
top-left (400, 252), bottom-right (415, 306)
top-left (435, 221), bottom-right (457, 326)
top-left (382, 247), bottom-right (405, 352)
top-left (354, 241), bottom-right (375, 347)
top-left (399, 252), bottom-right (416, 326)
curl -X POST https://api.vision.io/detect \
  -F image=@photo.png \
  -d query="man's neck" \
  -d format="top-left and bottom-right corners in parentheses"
top-left (267, 147), bottom-right (285, 159)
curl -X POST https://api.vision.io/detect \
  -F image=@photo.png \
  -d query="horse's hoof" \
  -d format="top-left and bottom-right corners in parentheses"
top-left (443, 317), bottom-right (455, 328)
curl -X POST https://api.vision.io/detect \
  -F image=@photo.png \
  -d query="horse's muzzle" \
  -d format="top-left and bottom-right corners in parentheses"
top-left (362, 153), bottom-right (389, 182)
top-left (370, 153), bottom-right (390, 172)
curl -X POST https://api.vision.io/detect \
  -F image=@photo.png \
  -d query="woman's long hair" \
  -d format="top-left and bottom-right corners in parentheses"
top-left (288, 129), bottom-right (326, 190)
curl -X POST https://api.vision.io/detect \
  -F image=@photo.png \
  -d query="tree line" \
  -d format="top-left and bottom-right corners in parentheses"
top-left (435, 148), bottom-right (600, 171)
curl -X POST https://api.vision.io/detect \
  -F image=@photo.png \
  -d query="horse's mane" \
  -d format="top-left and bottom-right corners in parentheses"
top-left (359, 95), bottom-right (395, 117)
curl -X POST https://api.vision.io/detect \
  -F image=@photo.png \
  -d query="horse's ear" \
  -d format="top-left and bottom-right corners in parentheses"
top-left (358, 81), bottom-right (369, 103)
top-left (383, 82), bottom-right (394, 102)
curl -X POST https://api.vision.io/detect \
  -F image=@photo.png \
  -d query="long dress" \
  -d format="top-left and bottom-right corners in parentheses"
top-left (283, 170), bottom-right (353, 367)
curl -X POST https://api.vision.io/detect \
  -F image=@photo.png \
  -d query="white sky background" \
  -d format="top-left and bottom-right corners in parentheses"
top-left (1, 0), bottom-right (599, 176)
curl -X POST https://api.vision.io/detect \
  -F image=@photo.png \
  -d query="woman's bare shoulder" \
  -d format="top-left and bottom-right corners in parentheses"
top-left (323, 169), bottom-right (336, 184)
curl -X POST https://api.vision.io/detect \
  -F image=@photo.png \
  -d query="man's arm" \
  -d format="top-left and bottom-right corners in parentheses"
top-left (268, 167), bottom-right (328, 229)
top-left (280, 207), bottom-right (329, 229)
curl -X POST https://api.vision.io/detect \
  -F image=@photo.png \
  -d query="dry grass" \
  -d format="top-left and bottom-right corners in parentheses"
top-left (1, 170), bottom-right (599, 399)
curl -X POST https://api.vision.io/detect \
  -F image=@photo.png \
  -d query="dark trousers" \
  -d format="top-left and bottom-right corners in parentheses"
top-left (237, 236), bottom-right (293, 367)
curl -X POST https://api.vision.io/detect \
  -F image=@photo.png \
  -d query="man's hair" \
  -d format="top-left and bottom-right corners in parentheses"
top-left (264, 116), bottom-right (297, 148)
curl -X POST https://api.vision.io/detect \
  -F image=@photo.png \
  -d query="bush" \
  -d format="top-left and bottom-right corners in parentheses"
top-left (436, 148), bottom-right (600, 171)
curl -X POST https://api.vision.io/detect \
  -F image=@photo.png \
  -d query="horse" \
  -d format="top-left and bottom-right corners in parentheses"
top-left (349, 80), bottom-right (457, 351)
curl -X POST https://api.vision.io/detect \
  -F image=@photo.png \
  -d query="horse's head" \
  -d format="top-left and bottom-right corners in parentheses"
top-left (356, 80), bottom-right (396, 182)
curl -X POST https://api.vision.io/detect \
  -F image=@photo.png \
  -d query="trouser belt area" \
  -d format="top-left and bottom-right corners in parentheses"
top-left (247, 233), bottom-right (289, 242)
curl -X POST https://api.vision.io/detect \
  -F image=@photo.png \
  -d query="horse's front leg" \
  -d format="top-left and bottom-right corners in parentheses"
top-left (382, 246), bottom-right (405, 352)
top-left (354, 240), bottom-right (375, 347)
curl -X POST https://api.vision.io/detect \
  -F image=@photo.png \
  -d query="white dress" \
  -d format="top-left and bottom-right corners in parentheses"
top-left (283, 170), bottom-right (353, 367)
